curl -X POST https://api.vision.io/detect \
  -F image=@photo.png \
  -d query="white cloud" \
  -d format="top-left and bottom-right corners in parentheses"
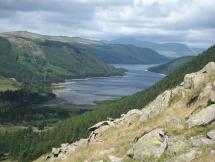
top-left (0, 0), bottom-right (214, 47)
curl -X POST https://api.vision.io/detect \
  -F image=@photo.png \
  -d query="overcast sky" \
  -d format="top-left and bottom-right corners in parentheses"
top-left (0, 0), bottom-right (214, 47)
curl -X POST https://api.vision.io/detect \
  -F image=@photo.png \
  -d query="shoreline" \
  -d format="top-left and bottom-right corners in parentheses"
top-left (52, 64), bottom-right (164, 105)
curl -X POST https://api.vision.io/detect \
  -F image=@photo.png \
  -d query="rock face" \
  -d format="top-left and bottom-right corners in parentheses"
top-left (88, 121), bottom-right (115, 131)
top-left (184, 62), bottom-right (215, 90)
top-left (201, 62), bottom-right (215, 74)
top-left (183, 73), bottom-right (205, 89)
top-left (88, 120), bottom-right (115, 143)
top-left (168, 148), bottom-right (202, 162)
top-left (191, 137), bottom-right (215, 147)
top-left (207, 129), bottom-right (215, 140)
top-left (128, 128), bottom-right (168, 161)
top-left (45, 139), bottom-right (87, 161)
top-left (184, 73), bottom-right (196, 89)
top-left (187, 104), bottom-right (215, 128)
top-left (198, 82), bottom-right (215, 103)
top-left (140, 90), bottom-right (172, 122)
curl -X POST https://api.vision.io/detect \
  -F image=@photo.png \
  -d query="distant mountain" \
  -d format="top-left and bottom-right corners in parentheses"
top-left (80, 44), bottom-right (169, 64)
top-left (0, 31), bottom-right (124, 90)
top-left (109, 38), bottom-right (198, 57)
top-left (148, 56), bottom-right (196, 74)
top-left (192, 47), bottom-right (205, 54)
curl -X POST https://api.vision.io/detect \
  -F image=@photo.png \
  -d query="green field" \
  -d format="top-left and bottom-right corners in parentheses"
top-left (0, 76), bottom-right (20, 92)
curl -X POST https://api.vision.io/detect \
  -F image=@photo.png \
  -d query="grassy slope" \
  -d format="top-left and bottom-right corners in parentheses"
top-left (5, 45), bottom-right (214, 162)
top-left (39, 40), bottom-right (125, 78)
top-left (148, 56), bottom-right (195, 74)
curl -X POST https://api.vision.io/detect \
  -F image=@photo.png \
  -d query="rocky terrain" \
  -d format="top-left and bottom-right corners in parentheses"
top-left (35, 62), bottom-right (215, 162)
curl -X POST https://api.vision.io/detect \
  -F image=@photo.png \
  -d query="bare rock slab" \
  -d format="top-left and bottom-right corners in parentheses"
top-left (128, 128), bottom-right (168, 161)
top-left (207, 129), bottom-right (215, 140)
top-left (187, 104), bottom-right (215, 128)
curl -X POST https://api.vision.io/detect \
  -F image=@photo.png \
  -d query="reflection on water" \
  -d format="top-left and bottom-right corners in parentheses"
top-left (53, 64), bottom-right (164, 105)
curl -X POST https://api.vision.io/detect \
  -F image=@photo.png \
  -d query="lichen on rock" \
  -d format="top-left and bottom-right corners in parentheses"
top-left (127, 128), bottom-right (168, 161)
top-left (187, 104), bottom-right (215, 128)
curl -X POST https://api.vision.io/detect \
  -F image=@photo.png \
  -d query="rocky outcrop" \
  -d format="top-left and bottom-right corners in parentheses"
top-left (187, 104), bottom-right (215, 128)
top-left (127, 128), bottom-right (168, 161)
top-left (45, 139), bottom-right (87, 161)
top-left (183, 73), bottom-right (205, 89)
top-left (184, 62), bottom-right (215, 90)
top-left (140, 90), bottom-right (172, 122)
top-left (191, 137), bottom-right (215, 147)
top-left (207, 129), bottom-right (215, 140)
top-left (88, 120), bottom-right (115, 143)
top-left (88, 109), bottom-right (143, 143)
top-left (88, 121), bottom-right (115, 131)
top-left (168, 148), bottom-right (202, 162)
top-left (198, 82), bottom-right (215, 105)
top-left (114, 109), bottom-right (142, 125)
top-left (201, 62), bottom-right (215, 74)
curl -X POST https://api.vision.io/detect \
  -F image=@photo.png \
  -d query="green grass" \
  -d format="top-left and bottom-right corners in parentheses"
top-left (0, 76), bottom-right (20, 92)
top-left (0, 126), bottom-right (27, 134)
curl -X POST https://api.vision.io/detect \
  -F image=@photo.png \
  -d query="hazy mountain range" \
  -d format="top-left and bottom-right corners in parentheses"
top-left (107, 37), bottom-right (205, 57)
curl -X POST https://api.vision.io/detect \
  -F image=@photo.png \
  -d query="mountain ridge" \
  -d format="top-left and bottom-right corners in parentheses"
top-left (0, 31), bottom-right (170, 65)
top-left (108, 37), bottom-right (204, 57)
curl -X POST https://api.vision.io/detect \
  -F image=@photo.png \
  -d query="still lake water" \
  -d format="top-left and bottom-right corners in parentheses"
top-left (53, 64), bottom-right (164, 105)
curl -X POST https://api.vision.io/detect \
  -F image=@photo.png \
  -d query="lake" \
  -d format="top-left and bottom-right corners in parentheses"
top-left (53, 64), bottom-right (164, 105)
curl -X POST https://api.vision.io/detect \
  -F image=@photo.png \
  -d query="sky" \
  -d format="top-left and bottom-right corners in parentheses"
top-left (0, 0), bottom-right (214, 47)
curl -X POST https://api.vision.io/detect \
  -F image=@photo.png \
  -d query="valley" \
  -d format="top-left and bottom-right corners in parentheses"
top-left (0, 31), bottom-right (172, 162)
top-left (0, 33), bottom-right (213, 162)
top-left (0, 1), bottom-right (214, 162)
top-left (53, 64), bottom-right (164, 105)
top-left (0, 42), bottom-right (214, 162)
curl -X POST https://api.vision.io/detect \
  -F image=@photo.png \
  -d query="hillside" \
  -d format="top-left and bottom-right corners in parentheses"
top-left (38, 61), bottom-right (215, 162)
top-left (0, 45), bottom-right (214, 162)
top-left (81, 44), bottom-right (169, 64)
top-left (109, 38), bottom-right (198, 57)
top-left (1, 31), bottom-right (169, 65)
top-left (0, 32), bottom-right (125, 91)
top-left (148, 56), bottom-right (196, 74)
top-left (0, 75), bottom-right (20, 91)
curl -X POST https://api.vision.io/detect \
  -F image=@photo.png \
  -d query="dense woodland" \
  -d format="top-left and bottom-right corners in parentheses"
top-left (0, 45), bottom-right (214, 162)
top-left (148, 56), bottom-right (195, 74)
top-left (0, 90), bottom-right (90, 125)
